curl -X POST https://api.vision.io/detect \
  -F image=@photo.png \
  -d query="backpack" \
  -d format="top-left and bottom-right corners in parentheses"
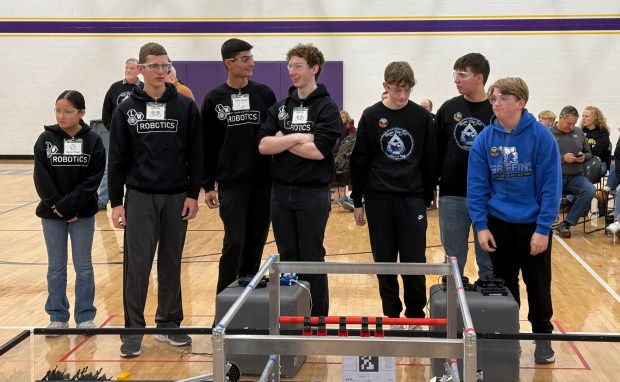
top-left (335, 134), bottom-right (356, 175)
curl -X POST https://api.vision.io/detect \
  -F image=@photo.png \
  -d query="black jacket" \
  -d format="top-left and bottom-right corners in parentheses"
top-left (108, 83), bottom-right (203, 207)
top-left (584, 126), bottom-right (611, 165)
top-left (33, 122), bottom-right (105, 220)
top-left (257, 84), bottom-right (341, 186)
top-left (101, 79), bottom-right (141, 130)
top-left (201, 80), bottom-right (276, 191)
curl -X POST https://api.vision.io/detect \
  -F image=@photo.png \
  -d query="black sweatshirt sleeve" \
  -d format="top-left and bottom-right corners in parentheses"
top-left (186, 101), bottom-right (204, 200)
top-left (33, 135), bottom-right (62, 209)
top-left (349, 111), bottom-right (370, 208)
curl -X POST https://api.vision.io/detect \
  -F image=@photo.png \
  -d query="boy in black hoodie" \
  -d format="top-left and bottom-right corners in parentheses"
top-left (108, 42), bottom-right (203, 358)
top-left (349, 61), bottom-right (436, 325)
top-left (257, 43), bottom-right (341, 317)
top-left (202, 39), bottom-right (277, 295)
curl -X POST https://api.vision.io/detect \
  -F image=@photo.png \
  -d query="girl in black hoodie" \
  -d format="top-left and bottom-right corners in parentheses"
top-left (33, 90), bottom-right (105, 332)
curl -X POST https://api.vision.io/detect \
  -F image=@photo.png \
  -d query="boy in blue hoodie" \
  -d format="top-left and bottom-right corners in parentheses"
top-left (467, 77), bottom-right (561, 365)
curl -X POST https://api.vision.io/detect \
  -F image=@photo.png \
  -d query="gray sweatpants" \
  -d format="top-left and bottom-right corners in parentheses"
top-left (122, 189), bottom-right (188, 331)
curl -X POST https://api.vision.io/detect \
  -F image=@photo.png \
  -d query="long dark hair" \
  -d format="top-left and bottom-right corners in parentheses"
top-left (56, 90), bottom-right (86, 125)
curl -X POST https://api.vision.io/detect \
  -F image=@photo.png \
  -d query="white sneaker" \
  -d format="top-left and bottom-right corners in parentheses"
top-left (408, 325), bottom-right (423, 331)
top-left (390, 324), bottom-right (405, 330)
top-left (46, 321), bottom-right (69, 337)
top-left (605, 221), bottom-right (620, 240)
top-left (77, 320), bottom-right (97, 329)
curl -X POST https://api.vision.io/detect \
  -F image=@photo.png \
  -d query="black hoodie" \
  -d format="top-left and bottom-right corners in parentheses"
top-left (583, 126), bottom-right (611, 165)
top-left (257, 84), bottom-right (341, 186)
top-left (33, 122), bottom-right (105, 220)
top-left (108, 83), bottom-right (203, 207)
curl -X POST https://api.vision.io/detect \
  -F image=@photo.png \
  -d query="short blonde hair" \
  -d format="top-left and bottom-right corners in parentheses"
top-left (487, 77), bottom-right (529, 104)
top-left (538, 110), bottom-right (556, 120)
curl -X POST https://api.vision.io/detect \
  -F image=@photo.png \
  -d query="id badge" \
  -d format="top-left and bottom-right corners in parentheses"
top-left (231, 94), bottom-right (250, 111)
top-left (292, 107), bottom-right (308, 124)
top-left (146, 102), bottom-right (166, 120)
top-left (64, 139), bottom-right (83, 155)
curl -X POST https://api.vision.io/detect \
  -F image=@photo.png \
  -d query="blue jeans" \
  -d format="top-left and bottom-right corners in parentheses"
top-left (438, 196), bottom-right (493, 278)
top-left (605, 164), bottom-right (618, 189)
top-left (562, 175), bottom-right (596, 225)
top-left (42, 217), bottom-right (96, 324)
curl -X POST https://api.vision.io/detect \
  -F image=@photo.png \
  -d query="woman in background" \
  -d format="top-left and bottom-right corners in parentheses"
top-left (33, 90), bottom-right (105, 332)
top-left (581, 106), bottom-right (611, 178)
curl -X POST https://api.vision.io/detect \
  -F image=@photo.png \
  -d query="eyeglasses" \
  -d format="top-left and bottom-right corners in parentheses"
top-left (140, 63), bottom-right (172, 72)
top-left (229, 55), bottom-right (254, 63)
top-left (386, 84), bottom-right (413, 95)
top-left (287, 63), bottom-right (309, 71)
top-left (488, 94), bottom-right (515, 104)
top-left (453, 71), bottom-right (478, 81)
top-left (54, 108), bottom-right (80, 116)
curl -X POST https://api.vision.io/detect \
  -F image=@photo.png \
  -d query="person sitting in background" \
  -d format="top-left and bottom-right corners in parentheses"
top-left (604, 133), bottom-right (620, 240)
top-left (538, 110), bottom-right (556, 127)
top-left (581, 106), bottom-right (611, 178)
top-left (550, 106), bottom-right (596, 238)
top-left (335, 110), bottom-right (356, 150)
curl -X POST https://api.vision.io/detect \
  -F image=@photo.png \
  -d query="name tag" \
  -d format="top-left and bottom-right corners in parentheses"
top-left (146, 102), bottom-right (166, 120)
top-left (231, 94), bottom-right (250, 111)
top-left (64, 139), bottom-right (83, 155)
top-left (292, 107), bottom-right (309, 124)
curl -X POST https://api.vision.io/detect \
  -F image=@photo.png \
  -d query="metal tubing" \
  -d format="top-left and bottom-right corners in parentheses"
top-left (258, 355), bottom-right (277, 382)
top-left (274, 261), bottom-right (450, 276)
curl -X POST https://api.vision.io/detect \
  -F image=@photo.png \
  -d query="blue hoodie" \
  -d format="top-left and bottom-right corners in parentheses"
top-left (467, 109), bottom-right (562, 235)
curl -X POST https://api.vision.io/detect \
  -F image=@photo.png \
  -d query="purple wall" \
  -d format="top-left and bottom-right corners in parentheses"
top-left (173, 61), bottom-right (343, 111)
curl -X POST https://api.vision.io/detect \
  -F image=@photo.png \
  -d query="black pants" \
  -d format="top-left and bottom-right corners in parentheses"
top-left (366, 196), bottom-right (427, 318)
top-left (216, 184), bottom-right (272, 294)
top-left (270, 183), bottom-right (331, 317)
top-left (488, 216), bottom-right (554, 333)
top-left (123, 190), bottom-right (187, 335)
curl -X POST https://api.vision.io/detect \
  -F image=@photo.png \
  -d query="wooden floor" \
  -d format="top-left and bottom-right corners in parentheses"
top-left (0, 160), bottom-right (618, 381)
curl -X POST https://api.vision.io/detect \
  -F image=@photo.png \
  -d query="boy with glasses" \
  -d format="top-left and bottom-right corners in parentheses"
top-left (201, 38), bottom-right (277, 295)
top-left (108, 42), bottom-right (203, 358)
top-left (349, 61), bottom-right (436, 327)
top-left (257, 43), bottom-right (341, 317)
top-left (467, 77), bottom-right (561, 364)
top-left (435, 53), bottom-right (494, 281)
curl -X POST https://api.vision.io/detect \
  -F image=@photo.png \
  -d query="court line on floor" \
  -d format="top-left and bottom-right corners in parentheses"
top-left (553, 233), bottom-right (620, 304)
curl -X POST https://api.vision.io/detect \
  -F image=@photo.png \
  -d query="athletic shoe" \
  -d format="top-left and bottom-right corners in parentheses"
top-left (389, 325), bottom-right (405, 330)
top-left (342, 200), bottom-right (354, 211)
top-left (605, 221), bottom-right (620, 240)
top-left (534, 340), bottom-right (555, 364)
top-left (408, 325), bottom-right (423, 331)
top-left (120, 337), bottom-right (142, 358)
top-left (336, 195), bottom-right (348, 207)
top-left (554, 221), bottom-right (572, 238)
top-left (45, 321), bottom-right (69, 337)
top-left (155, 333), bottom-right (192, 346)
top-left (77, 320), bottom-right (97, 329)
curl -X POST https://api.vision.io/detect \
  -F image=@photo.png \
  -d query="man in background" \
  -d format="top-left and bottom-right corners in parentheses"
top-left (99, 58), bottom-right (141, 211)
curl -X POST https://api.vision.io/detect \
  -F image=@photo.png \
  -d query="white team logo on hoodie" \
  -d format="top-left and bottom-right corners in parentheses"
top-left (277, 105), bottom-right (289, 121)
top-left (127, 109), bottom-right (144, 125)
top-left (45, 142), bottom-right (58, 158)
top-left (215, 104), bottom-right (231, 120)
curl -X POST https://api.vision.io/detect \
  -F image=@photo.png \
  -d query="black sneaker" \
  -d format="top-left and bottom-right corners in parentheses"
top-left (554, 221), bottom-right (572, 238)
top-left (155, 333), bottom-right (192, 346)
top-left (534, 340), bottom-right (555, 364)
top-left (119, 337), bottom-right (142, 358)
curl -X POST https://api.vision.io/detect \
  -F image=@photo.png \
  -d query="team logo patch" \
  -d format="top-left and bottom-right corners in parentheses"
top-left (380, 127), bottom-right (414, 161)
top-left (127, 109), bottom-right (144, 126)
top-left (215, 104), bottom-right (231, 120)
top-left (453, 112), bottom-right (463, 122)
top-left (45, 142), bottom-right (58, 158)
top-left (277, 105), bottom-right (289, 121)
top-left (378, 118), bottom-right (388, 129)
top-left (490, 147), bottom-right (500, 157)
top-left (452, 117), bottom-right (486, 151)
top-left (116, 91), bottom-right (132, 106)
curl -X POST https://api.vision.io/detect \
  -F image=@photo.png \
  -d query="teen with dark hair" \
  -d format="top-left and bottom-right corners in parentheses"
top-left (202, 38), bottom-right (277, 294)
top-left (435, 52), bottom-right (493, 280)
top-left (34, 90), bottom-right (105, 333)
